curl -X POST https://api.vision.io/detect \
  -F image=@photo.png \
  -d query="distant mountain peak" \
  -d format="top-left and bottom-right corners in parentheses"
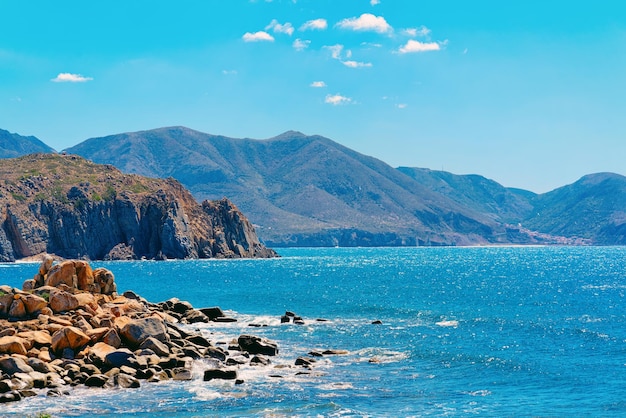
top-left (269, 130), bottom-right (309, 141)
top-left (0, 128), bottom-right (56, 157)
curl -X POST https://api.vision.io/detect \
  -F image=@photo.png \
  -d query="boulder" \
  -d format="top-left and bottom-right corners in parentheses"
top-left (102, 328), bottom-right (121, 348)
top-left (199, 306), bottom-right (224, 320)
top-left (74, 292), bottom-right (96, 309)
top-left (250, 355), bottom-right (271, 366)
top-left (117, 373), bottom-right (140, 388)
top-left (184, 309), bottom-right (209, 324)
top-left (0, 356), bottom-right (34, 375)
top-left (139, 337), bottom-right (170, 357)
top-left (238, 335), bottom-right (279, 356)
top-left (49, 290), bottom-right (79, 313)
top-left (203, 369), bottom-right (237, 381)
top-left (74, 260), bottom-right (94, 291)
top-left (22, 279), bottom-right (36, 291)
top-left (120, 317), bottom-right (169, 348)
top-left (8, 298), bottom-right (27, 319)
top-left (85, 374), bottom-right (108, 387)
top-left (104, 348), bottom-right (136, 369)
top-left (0, 289), bottom-right (14, 317)
top-left (0, 390), bottom-right (21, 403)
top-left (16, 331), bottom-right (51, 347)
top-left (0, 336), bottom-right (29, 355)
top-left (39, 254), bottom-right (54, 276)
top-left (45, 261), bottom-right (76, 289)
top-left (50, 327), bottom-right (90, 354)
top-left (295, 357), bottom-right (316, 367)
top-left (93, 268), bottom-right (116, 295)
top-left (21, 293), bottom-right (48, 315)
top-left (88, 342), bottom-right (116, 365)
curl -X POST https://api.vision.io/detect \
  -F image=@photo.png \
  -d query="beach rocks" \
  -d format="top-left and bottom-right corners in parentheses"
top-left (0, 256), bottom-right (360, 405)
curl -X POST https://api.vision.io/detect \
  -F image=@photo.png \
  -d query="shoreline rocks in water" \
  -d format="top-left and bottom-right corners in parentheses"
top-left (0, 256), bottom-right (297, 404)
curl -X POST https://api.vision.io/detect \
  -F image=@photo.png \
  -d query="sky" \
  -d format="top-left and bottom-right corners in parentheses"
top-left (1, 0), bottom-right (625, 193)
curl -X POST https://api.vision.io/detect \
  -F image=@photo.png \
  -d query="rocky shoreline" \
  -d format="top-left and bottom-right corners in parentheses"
top-left (0, 256), bottom-right (326, 405)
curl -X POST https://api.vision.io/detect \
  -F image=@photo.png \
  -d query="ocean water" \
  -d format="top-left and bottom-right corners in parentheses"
top-left (1, 246), bottom-right (626, 417)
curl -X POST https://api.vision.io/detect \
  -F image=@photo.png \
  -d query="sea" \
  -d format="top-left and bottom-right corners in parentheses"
top-left (1, 246), bottom-right (625, 417)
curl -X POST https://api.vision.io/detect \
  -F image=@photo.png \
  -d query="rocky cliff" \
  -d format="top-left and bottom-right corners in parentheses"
top-left (0, 154), bottom-right (277, 261)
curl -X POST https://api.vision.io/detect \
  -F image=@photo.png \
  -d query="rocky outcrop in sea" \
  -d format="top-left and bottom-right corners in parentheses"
top-left (0, 154), bottom-right (277, 261)
top-left (0, 256), bottom-right (328, 404)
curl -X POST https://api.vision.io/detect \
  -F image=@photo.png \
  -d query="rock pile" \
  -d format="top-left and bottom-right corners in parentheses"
top-left (0, 256), bottom-right (281, 404)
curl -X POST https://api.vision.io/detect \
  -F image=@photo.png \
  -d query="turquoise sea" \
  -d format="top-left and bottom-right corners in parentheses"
top-left (1, 246), bottom-right (626, 417)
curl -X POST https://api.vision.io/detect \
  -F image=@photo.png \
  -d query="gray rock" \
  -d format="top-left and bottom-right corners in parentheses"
top-left (85, 374), bottom-right (108, 387)
top-left (0, 357), bottom-right (34, 375)
top-left (203, 369), bottom-right (237, 381)
top-left (238, 335), bottom-right (279, 356)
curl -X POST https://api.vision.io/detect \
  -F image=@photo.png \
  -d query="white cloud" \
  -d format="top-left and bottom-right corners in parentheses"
top-left (342, 60), bottom-right (372, 68)
top-left (293, 38), bottom-right (310, 51)
top-left (300, 18), bottom-right (327, 31)
top-left (325, 94), bottom-right (353, 105)
top-left (222, 69), bottom-right (238, 75)
top-left (403, 26), bottom-right (431, 37)
top-left (242, 31), bottom-right (275, 42)
top-left (336, 13), bottom-right (392, 33)
top-left (324, 44), bottom-right (344, 60)
top-left (397, 40), bottom-right (441, 53)
top-left (266, 19), bottom-right (294, 36)
top-left (371, 0), bottom-right (380, 5)
top-left (396, 103), bottom-right (408, 109)
top-left (310, 81), bottom-right (326, 88)
top-left (51, 73), bottom-right (93, 83)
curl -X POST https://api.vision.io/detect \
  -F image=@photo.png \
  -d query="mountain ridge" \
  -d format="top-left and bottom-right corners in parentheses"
top-left (3, 126), bottom-right (623, 246)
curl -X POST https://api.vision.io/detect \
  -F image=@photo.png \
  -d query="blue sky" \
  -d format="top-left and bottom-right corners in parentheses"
top-left (1, 0), bottom-right (625, 193)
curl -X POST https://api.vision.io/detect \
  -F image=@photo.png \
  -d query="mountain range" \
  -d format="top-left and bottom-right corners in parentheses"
top-left (3, 127), bottom-right (625, 246)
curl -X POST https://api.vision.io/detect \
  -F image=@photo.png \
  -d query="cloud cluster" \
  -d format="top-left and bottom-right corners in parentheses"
top-left (397, 40), bottom-right (441, 54)
top-left (293, 38), bottom-right (310, 51)
top-left (242, 10), bottom-right (448, 108)
top-left (336, 13), bottom-right (391, 34)
top-left (300, 18), bottom-right (327, 31)
top-left (266, 19), bottom-right (294, 36)
top-left (51, 73), bottom-right (93, 83)
top-left (243, 31), bottom-right (274, 42)
top-left (325, 94), bottom-right (352, 105)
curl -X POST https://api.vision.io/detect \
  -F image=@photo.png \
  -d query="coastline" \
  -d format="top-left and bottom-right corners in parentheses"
top-left (0, 256), bottom-right (334, 407)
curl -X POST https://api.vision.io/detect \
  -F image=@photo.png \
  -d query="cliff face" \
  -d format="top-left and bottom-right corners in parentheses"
top-left (0, 154), bottom-right (277, 261)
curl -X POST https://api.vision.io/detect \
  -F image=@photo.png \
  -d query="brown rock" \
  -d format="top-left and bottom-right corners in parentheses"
top-left (86, 327), bottom-right (110, 342)
top-left (74, 292), bottom-right (97, 310)
top-left (21, 294), bottom-right (48, 315)
top-left (0, 289), bottom-right (14, 317)
top-left (120, 317), bottom-right (169, 348)
top-left (39, 254), bottom-right (54, 276)
top-left (22, 279), bottom-right (36, 291)
top-left (139, 337), bottom-right (170, 357)
top-left (88, 342), bottom-right (116, 365)
top-left (16, 331), bottom-right (51, 347)
top-left (0, 336), bottom-right (29, 355)
top-left (8, 298), bottom-right (27, 319)
top-left (93, 268), bottom-right (116, 295)
top-left (45, 260), bottom-right (77, 289)
top-left (50, 326), bottom-right (90, 354)
top-left (49, 290), bottom-right (79, 313)
top-left (74, 260), bottom-right (94, 291)
top-left (102, 328), bottom-right (122, 349)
